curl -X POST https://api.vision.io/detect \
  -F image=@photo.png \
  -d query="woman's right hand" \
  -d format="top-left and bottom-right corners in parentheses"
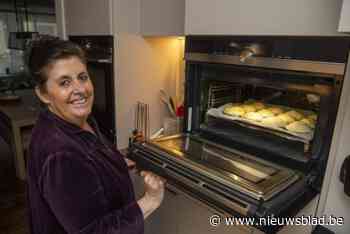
top-left (141, 171), bottom-right (165, 209)
top-left (137, 171), bottom-right (165, 219)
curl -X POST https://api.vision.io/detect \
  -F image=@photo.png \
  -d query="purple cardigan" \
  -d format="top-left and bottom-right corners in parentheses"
top-left (27, 109), bottom-right (144, 234)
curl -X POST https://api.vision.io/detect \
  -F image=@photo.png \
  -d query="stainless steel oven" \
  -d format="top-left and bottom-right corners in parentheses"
top-left (129, 36), bottom-right (350, 233)
top-left (69, 35), bottom-right (116, 144)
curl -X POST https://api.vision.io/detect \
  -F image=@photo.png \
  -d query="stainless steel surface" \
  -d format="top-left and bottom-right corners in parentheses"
top-left (135, 102), bottom-right (150, 139)
top-left (207, 82), bottom-right (242, 108)
top-left (185, 52), bottom-right (346, 76)
top-left (142, 134), bottom-right (300, 201)
top-left (239, 43), bottom-right (267, 63)
top-left (135, 146), bottom-right (250, 215)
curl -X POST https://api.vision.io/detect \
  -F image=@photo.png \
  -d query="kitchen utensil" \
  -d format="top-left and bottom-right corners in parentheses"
top-left (160, 89), bottom-right (176, 117)
top-left (132, 102), bottom-right (150, 142)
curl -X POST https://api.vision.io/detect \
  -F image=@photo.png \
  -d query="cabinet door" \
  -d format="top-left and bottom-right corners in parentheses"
top-left (140, 0), bottom-right (185, 36)
top-left (176, 193), bottom-right (252, 234)
top-left (64, 0), bottom-right (112, 35)
top-left (338, 0), bottom-right (350, 32)
top-left (185, 0), bottom-right (342, 35)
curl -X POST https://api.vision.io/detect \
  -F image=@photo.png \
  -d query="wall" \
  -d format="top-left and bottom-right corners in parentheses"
top-left (113, 0), bottom-right (184, 149)
top-left (185, 0), bottom-right (344, 35)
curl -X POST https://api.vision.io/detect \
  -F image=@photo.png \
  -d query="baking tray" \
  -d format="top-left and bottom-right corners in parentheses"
top-left (207, 103), bottom-right (315, 143)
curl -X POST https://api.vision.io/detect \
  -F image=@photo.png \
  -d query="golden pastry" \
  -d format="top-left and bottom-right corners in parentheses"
top-left (267, 107), bottom-right (284, 115)
top-left (301, 118), bottom-right (316, 129)
top-left (253, 102), bottom-right (265, 111)
top-left (245, 112), bottom-right (264, 122)
top-left (278, 113), bottom-right (295, 124)
top-left (223, 106), bottom-right (245, 117)
top-left (286, 121), bottom-right (311, 133)
top-left (308, 113), bottom-right (318, 121)
top-left (241, 104), bottom-right (256, 113)
top-left (257, 109), bottom-right (275, 118)
top-left (286, 110), bottom-right (304, 120)
top-left (262, 116), bottom-right (288, 128)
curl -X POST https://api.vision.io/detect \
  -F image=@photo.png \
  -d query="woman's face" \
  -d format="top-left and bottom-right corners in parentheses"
top-left (36, 56), bottom-right (94, 126)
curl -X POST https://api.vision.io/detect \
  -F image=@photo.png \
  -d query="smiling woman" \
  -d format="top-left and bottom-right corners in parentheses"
top-left (26, 37), bottom-right (165, 234)
top-left (36, 57), bottom-right (94, 128)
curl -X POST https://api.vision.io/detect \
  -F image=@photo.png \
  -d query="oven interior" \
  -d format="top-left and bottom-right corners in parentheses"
top-left (186, 64), bottom-right (341, 173)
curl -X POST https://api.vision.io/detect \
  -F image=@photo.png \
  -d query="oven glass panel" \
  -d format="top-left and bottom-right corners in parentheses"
top-left (148, 134), bottom-right (300, 200)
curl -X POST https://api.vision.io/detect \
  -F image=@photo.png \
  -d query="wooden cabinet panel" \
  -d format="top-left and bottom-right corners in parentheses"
top-left (64, 0), bottom-right (112, 36)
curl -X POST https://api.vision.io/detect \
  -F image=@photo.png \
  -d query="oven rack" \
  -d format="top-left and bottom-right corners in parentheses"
top-left (207, 104), bottom-right (314, 145)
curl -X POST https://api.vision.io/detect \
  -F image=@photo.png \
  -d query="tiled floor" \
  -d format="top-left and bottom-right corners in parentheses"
top-left (0, 138), bottom-right (29, 234)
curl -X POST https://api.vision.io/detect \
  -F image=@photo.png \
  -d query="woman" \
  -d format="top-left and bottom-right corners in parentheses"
top-left (26, 37), bottom-right (164, 234)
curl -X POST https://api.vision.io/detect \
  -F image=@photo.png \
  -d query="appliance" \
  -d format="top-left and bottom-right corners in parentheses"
top-left (69, 35), bottom-right (116, 144)
top-left (8, 0), bottom-right (39, 50)
top-left (129, 36), bottom-right (350, 233)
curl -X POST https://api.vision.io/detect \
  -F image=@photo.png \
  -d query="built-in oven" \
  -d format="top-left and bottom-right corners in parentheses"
top-left (129, 36), bottom-right (350, 233)
top-left (69, 35), bottom-right (116, 144)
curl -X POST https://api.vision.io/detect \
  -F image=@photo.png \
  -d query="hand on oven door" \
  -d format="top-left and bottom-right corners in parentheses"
top-left (142, 171), bottom-right (165, 205)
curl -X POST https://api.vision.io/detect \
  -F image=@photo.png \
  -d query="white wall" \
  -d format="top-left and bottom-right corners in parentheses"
top-left (113, 0), bottom-right (184, 149)
top-left (186, 0), bottom-right (344, 35)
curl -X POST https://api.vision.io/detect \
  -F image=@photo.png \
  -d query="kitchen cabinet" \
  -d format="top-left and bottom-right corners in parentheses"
top-left (61, 0), bottom-right (184, 36)
top-left (185, 0), bottom-right (343, 35)
top-left (338, 0), bottom-right (350, 32)
top-left (63, 0), bottom-right (112, 35)
top-left (140, 0), bottom-right (185, 36)
top-left (176, 193), bottom-right (252, 234)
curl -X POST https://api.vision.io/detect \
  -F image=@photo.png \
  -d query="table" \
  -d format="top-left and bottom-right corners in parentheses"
top-left (0, 89), bottom-right (40, 180)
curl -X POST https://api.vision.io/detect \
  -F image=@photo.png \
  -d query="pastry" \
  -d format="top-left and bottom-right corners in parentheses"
top-left (253, 102), bottom-right (265, 111)
top-left (223, 106), bottom-right (245, 117)
top-left (267, 107), bottom-right (284, 115)
top-left (301, 118), bottom-right (316, 129)
top-left (262, 116), bottom-right (288, 128)
top-left (285, 110), bottom-right (304, 120)
top-left (286, 121), bottom-right (311, 133)
top-left (278, 113), bottom-right (295, 124)
top-left (241, 104), bottom-right (256, 113)
top-left (308, 113), bottom-right (318, 121)
top-left (257, 109), bottom-right (275, 118)
top-left (245, 112), bottom-right (264, 122)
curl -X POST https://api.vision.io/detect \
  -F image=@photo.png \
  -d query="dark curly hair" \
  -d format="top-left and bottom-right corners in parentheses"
top-left (26, 36), bottom-right (86, 90)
